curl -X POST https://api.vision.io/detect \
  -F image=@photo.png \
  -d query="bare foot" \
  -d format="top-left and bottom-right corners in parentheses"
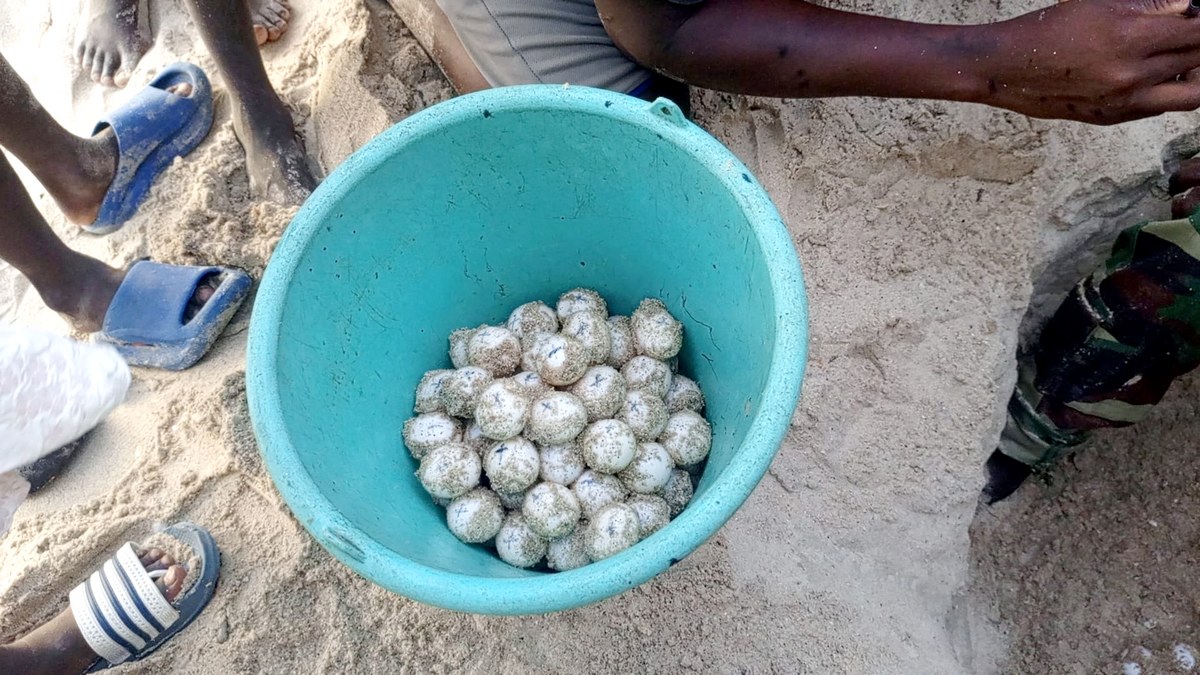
top-left (231, 94), bottom-right (317, 204)
top-left (76, 0), bottom-right (150, 88)
top-left (251, 0), bottom-right (292, 45)
top-left (0, 548), bottom-right (187, 674)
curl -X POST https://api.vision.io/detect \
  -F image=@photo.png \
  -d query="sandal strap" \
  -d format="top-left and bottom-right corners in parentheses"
top-left (69, 543), bottom-right (180, 665)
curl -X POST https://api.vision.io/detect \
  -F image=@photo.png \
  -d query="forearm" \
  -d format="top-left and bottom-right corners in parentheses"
top-left (600, 0), bottom-right (1004, 103)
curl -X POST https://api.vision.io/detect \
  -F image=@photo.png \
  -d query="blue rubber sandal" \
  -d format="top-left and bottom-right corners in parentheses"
top-left (86, 63), bottom-right (214, 235)
top-left (72, 523), bottom-right (221, 672)
top-left (94, 260), bottom-right (253, 371)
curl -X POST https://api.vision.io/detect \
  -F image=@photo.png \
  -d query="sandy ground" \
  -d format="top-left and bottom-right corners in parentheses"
top-left (0, 0), bottom-right (1198, 672)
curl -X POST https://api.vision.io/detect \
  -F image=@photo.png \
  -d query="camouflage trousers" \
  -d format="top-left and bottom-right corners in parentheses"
top-left (1000, 212), bottom-right (1200, 467)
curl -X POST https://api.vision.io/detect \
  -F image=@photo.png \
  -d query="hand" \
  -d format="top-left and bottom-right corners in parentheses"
top-left (982, 0), bottom-right (1200, 124)
top-left (1170, 157), bottom-right (1200, 217)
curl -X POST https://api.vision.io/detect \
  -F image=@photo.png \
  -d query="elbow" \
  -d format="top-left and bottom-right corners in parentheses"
top-left (596, 0), bottom-right (689, 76)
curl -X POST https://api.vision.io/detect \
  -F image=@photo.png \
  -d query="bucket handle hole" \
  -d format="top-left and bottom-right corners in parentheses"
top-left (648, 97), bottom-right (688, 129)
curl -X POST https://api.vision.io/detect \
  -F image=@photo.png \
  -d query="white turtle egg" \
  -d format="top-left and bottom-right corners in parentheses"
top-left (586, 503), bottom-right (641, 561)
top-left (526, 392), bottom-right (588, 445)
top-left (474, 380), bottom-right (530, 440)
top-left (532, 334), bottom-right (589, 387)
top-left (569, 365), bottom-right (626, 422)
top-left (579, 419), bottom-right (638, 474)
top-left (561, 310), bottom-right (612, 366)
top-left (665, 374), bottom-right (705, 413)
top-left (467, 326), bottom-right (522, 377)
top-left (546, 528), bottom-right (591, 572)
top-left (506, 301), bottom-right (559, 340)
top-left (606, 316), bottom-right (636, 369)
top-left (448, 327), bottom-right (476, 369)
top-left (660, 469), bottom-right (694, 517)
top-left (496, 513), bottom-right (548, 568)
top-left (539, 442), bottom-right (586, 486)
top-left (660, 410), bottom-right (713, 466)
top-left (402, 413), bottom-right (463, 459)
top-left (621, 356), bottom-right (672, 399)
top-left (617, 441), bottom-right (675, 494)
top-left (484, 437), bottom-right (541, 494)
top-left (439, 366), bottom-right (494, 418)
top-left (571, 469), bottom-right (628, 519)
top-left (626, 494), bottom-right (671, 537)
top-left (522, 482), bottom-right (582, 539)
top-left (556, 288), bottom-right (608, 320)
top-left (446, 488), bottom-right (505, 543)
top-left (619, 389), bottom-right (668, 441)
top-left (414, 369), bottom-right (453, 414)
top-left (417, 442), bottom-right (481, 500)
top-left (631, 298), bottom-right (683, 360)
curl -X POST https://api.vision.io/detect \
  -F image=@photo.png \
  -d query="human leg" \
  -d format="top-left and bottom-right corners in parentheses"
top-left (985, 163), bottom-right (1200, 503)
top-left (181, 0), bottom-right (316, 203)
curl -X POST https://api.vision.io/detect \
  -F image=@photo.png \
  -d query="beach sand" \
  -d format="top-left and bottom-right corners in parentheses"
top-left (0, 0), bottom-right (1196, 671)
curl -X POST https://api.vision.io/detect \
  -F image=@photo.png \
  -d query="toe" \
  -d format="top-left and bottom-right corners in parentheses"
top-left (139, 547), bottom-right (163, 566)
top-left (113, 68), bottom-right (132, 88)
top-left (80, 45), bottom-right (96, 74)
top-left (100, 54), bottom-right (117, 87)
top-left (76, 40), bottom-right (89, 64)
top-left (1173, 187), bottom-right (1200, 218)
top-left (253, 24), bottom-right (269, 46)
top-left (158, 564), bottom-right (186, 603)
top-left (166, 82), bottom-right (195, 97)
top-left (90, 51), bottom-right (106, 83)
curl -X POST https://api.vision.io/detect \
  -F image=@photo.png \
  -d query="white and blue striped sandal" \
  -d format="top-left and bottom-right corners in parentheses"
top-left (68, 523), bottom-right (220, 672)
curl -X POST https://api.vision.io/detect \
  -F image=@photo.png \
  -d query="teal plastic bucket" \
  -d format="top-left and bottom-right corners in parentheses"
top-left (247, 85), bottom-right (808, 615)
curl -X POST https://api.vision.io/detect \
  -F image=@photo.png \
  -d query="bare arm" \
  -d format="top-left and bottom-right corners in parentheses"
top-left (596, 0), bottom-right (1200, 125)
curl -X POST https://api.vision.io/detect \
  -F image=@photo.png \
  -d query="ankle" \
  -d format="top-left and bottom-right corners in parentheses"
top-left (33, 254), bottom-right (122, 328)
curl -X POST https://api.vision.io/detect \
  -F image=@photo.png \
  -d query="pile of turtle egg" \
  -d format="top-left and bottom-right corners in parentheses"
top-left (402, 289), bottom-right (710, 571)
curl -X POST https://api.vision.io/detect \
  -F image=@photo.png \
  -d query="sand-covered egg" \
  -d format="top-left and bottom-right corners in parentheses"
top-left (467, 326), bottom-right (522, 377)
top-left (539, 442), bottom-right (586, 486)
top-left (526, 391), bottom-right (588, 445)
top-left (619, 389), bottom-right (669, 441)
top-left (618, 441), bottom-right (675, 494)
top-left (522, 482), bottom-right (582, 538)
top-left (580, 419), bottom-right (637, 474)
top-left (606, 316), bottom-right (636, 369)
top-left (474, 380), bottom-right (530, 440)
top-left (661, 410), bottom-right (712, 466)
top-left (586, 503), bottom-right (641, 561)
top-left (562, 310), bottom-right (612, 366)
top-left (569, 365), bottom-right (626, 422)
top-left (509, 370), bottom-right (551, 400)
top-left (556, 288), bottom-right (607, 320)
top-left (532, 334), bottom-right (589, 387)
top-left (403, 412), bottom-right (463, 459)
top-left (665, 373), bottom-right (705, 413)
top-left (484, 437), bottom-right (541, 494)
top-left (448, 327), bottom-right (476, 369)
top-left (417, 442), bottom-right (481, 500)
top-left (496, 513), bottom-right (548, 568)
top-left (661, 469), bottom-right (694, 518)
top-left (626, 494), bottom-right (671, 537)
top-left (571, 469), bottom-right (628, 518)
top-left (446, 488), bottom-right (505, 543)
top-left (621, 355), bottom-right (672, 399)
top-left (414, 369), bottom-right (453, 414)
top-left (439, 366), bottom-right (493, 418)
top-left (546, 529), bottom-right (590, 572)
top-left (631, 298), bottom-right (683, 360)
top-left (506, 300), bottom-right (559, 340)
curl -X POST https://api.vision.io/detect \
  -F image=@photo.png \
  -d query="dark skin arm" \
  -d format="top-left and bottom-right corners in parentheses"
top-left (596, 0), bottom-right (1200, 125)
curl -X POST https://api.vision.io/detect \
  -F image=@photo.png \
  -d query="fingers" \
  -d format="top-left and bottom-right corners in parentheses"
top-left (1171, 188), bottom-right (1200, 217)
top-left (1139, 0), bottom-right (1194, 16)
top-left (1129, 78), bottom-right (1200, 114)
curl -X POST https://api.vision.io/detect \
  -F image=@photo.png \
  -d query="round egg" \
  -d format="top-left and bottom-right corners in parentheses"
top-left (661, 410), bottom-right (713, 466)
top-left (506, 300), bottom-right (559, 339)
top-left (522, 482), bottom-right (582, 538)
top-left (519, 333), bottom-right (551, 372)
top-left (556, 288), bottom-right (608, 320)
top-left (626, 494), bottom-right (671, 537)
top-left (474, 380), bottom-right (530, 440)
top-left (417, 442), bottom-right (481, 500)
top-left (484, 437), bottom-right (541, 494)
top-left (509, 370), bottom-right (551, 400)
top-left (631, 298), bottom-right (683, 360)
top-left (402, 413), bottom-right (463, 459)
top-left (621, 356), bottom-right (672, 399)
top-left (526, 392), bottom-right (588, 445)
top-left (665, 374), bottom-right (705, 414)
top-left (606, 316), bottom-right (636, 369)
top-left (580, 419), bottom-right (638, 474)
top-left (561, 310), bottom-right (612, 366)
top-left (467, 326), bottom-right (522, 377)
top-left (569, 365), bottom-right (627, 422)
top-left (619, 389), bottom-right (669, 441)
top-left (571, 469), bottom-right (628, 519)
top-left (586, 503), bottom-right (641, 561)
top-left (414, 369), bottom-right (453, 414)
top-left (660, 469), bottom-right (694, 518)
top-left (532, 334), bottom-right (589, 387)
top-left (448, 327), bottom-right (476, 369)
top-left (618, 441), bottom-right (675, 494)
top-left (539, 442), bottom-right (587, 486)
top-left (496, 513), bottom-right (548, 568)
top-left (439, 367), bottom-right (494, 418)
top-left (546, 528), bottom-right (591, 572)
top-left (446, 488), bottom-right (505, 543)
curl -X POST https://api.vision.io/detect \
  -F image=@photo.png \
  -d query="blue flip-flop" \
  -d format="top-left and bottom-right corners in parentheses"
top-left (93, 260), bottom-right (253, 371)
top-left (86, 63), bottom-right (214, 235)
top-left (72, 522), bottom-right (222, 672)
